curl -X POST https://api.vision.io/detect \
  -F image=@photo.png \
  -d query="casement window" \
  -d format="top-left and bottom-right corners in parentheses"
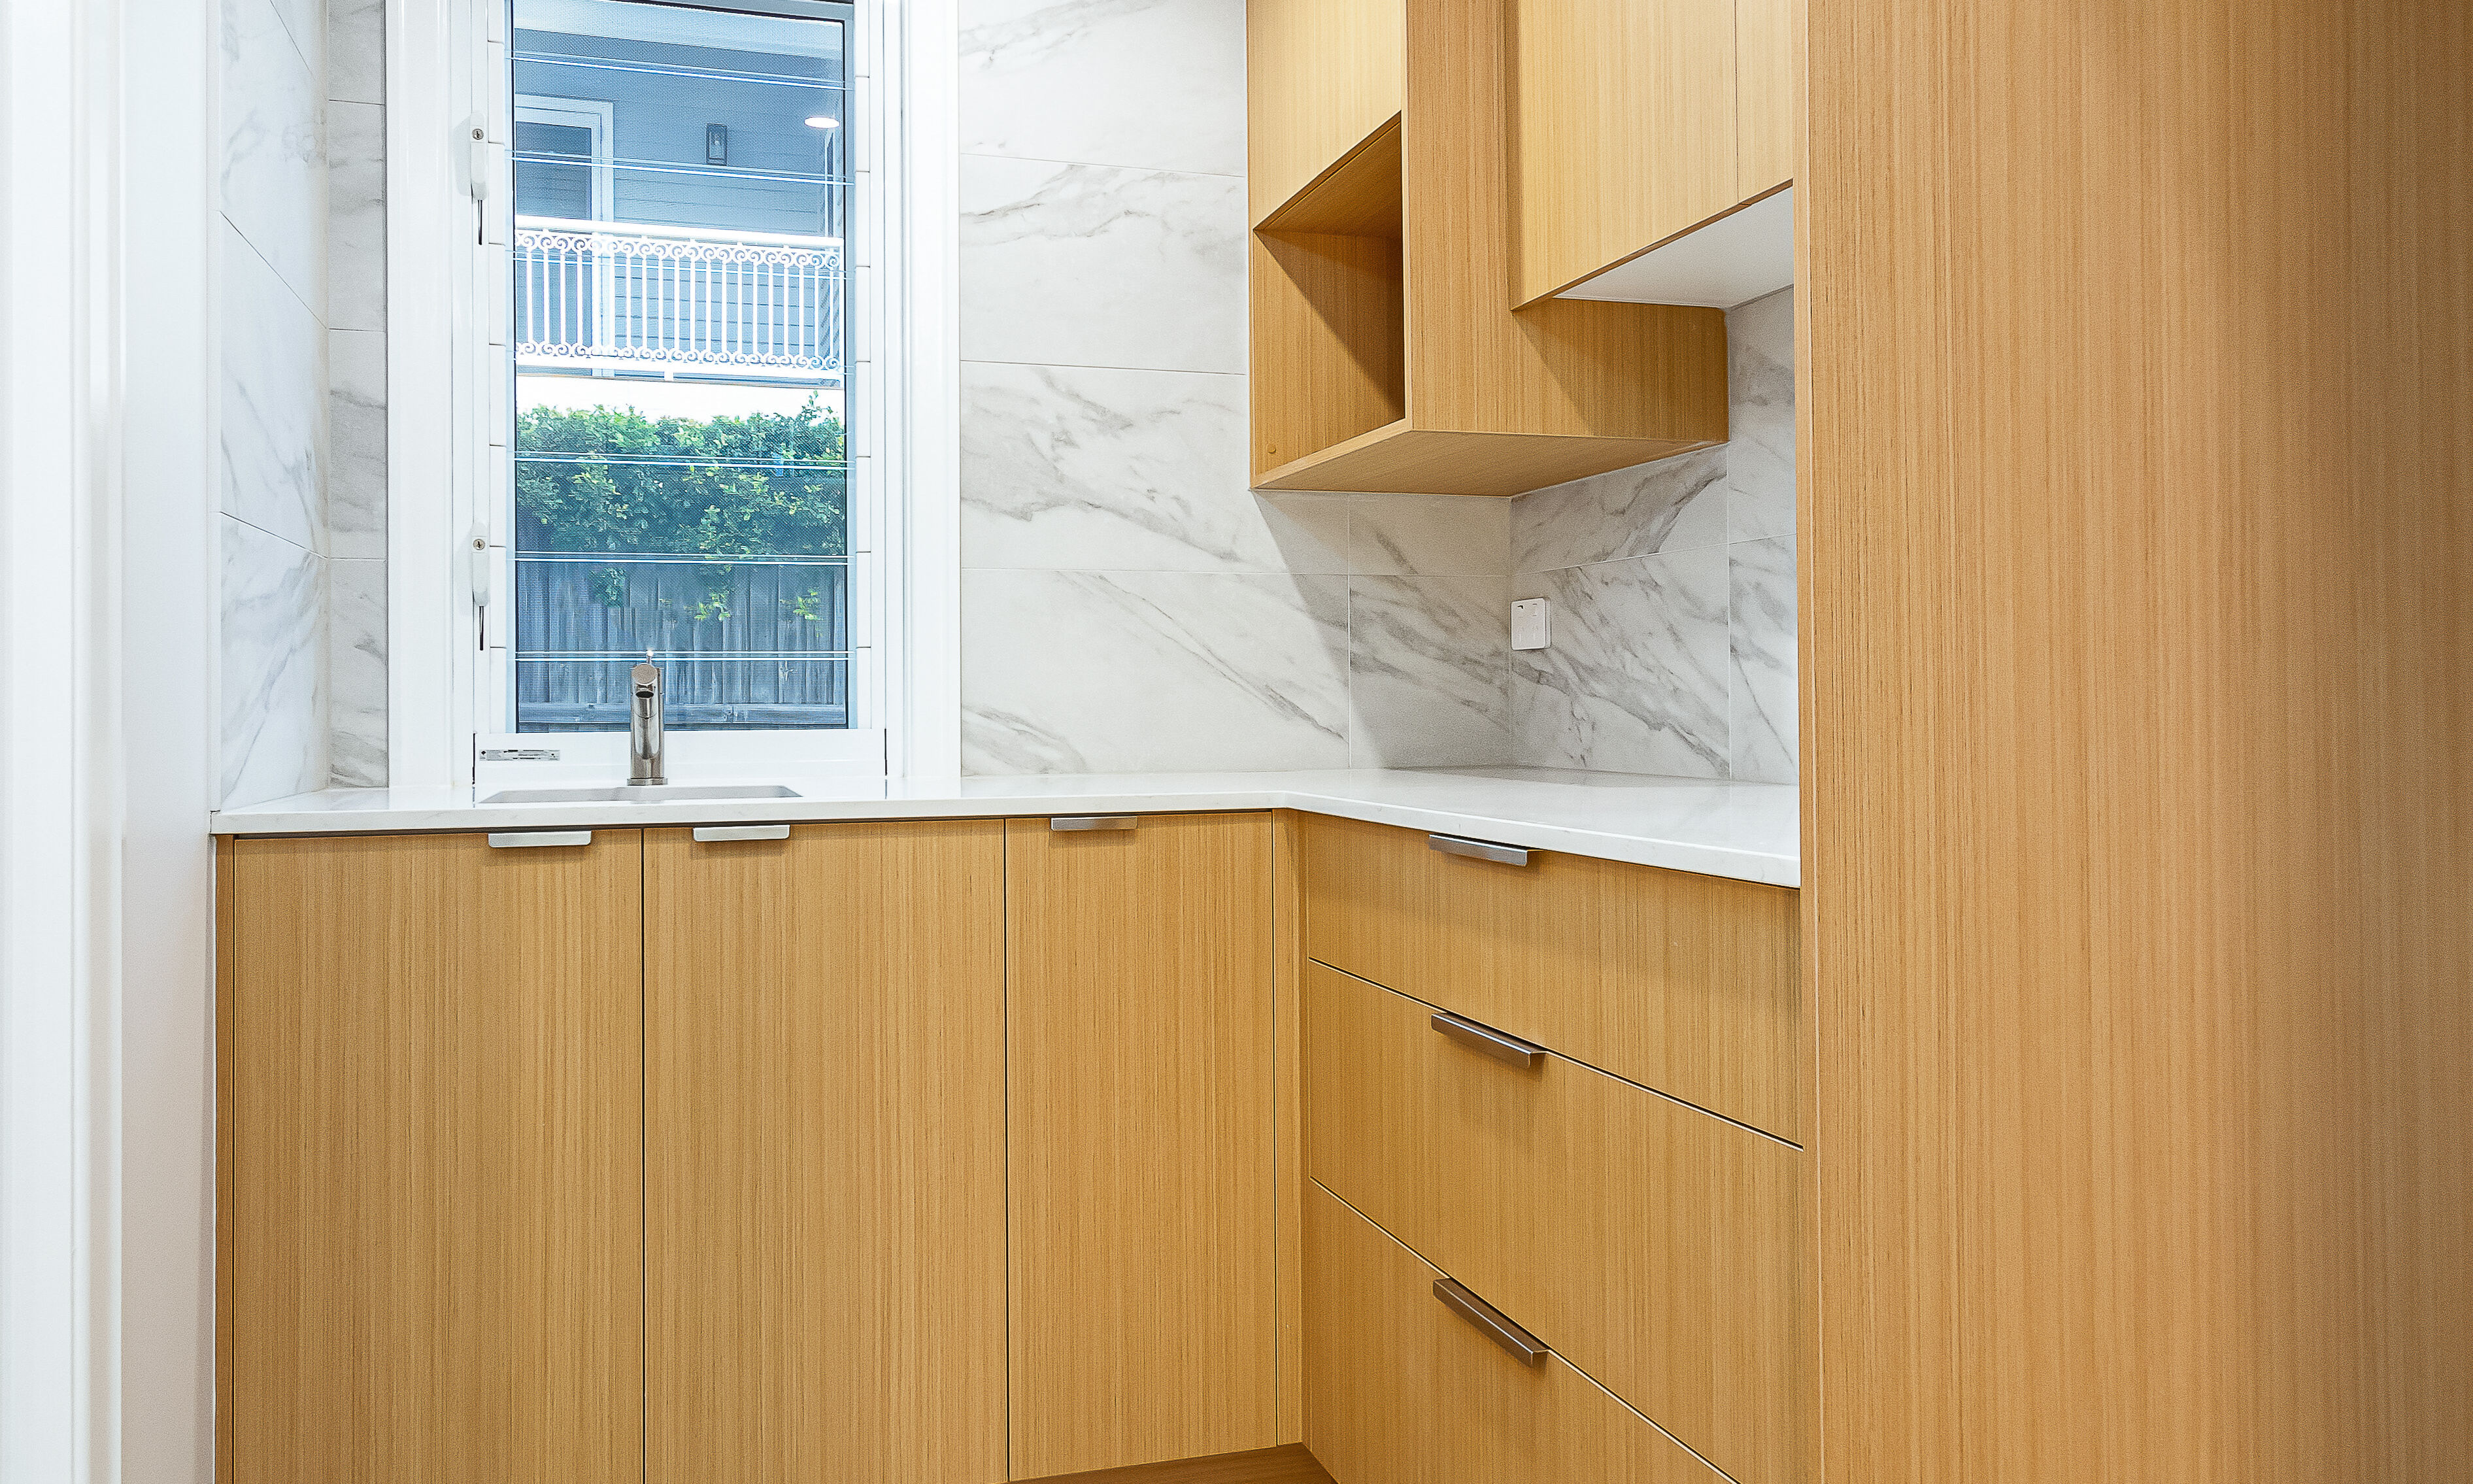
top-left (392, 0), bottom-right (954, 785)
top-left (490, 0), bottom-right (875, 772)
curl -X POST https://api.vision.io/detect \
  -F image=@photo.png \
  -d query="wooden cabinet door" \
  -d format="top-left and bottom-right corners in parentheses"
top-left (220, 830), bottom-right (645, 1484)
top-left (643, 821), bottom-right (1006, 1484)
top-left (1006, 813), bottom-right (1280, 1477)
top-left (1514, 0), bottom-right (1741, 302)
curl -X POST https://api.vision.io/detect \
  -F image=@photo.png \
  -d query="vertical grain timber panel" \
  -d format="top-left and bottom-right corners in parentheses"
top-left (1246, 0), bottom-right (1403, 224)
top-left (1404, 0), bottom-right (1728, 445)
top-left (1805, 1), bottom-right (2471, 1481)
top-left (1513, 0), bottom-right (1738, 304)
top-left (1009, 813), bottom-right (1280, 1477)
top-left (220, 831), bottom-right (643, 1484)
top-left (1733, 0), bottom-right (1794, 197)
top-left (644, 821), bottom-right (1006, 1484)
top-left (1271, 811), bottom-right (1307, 1445)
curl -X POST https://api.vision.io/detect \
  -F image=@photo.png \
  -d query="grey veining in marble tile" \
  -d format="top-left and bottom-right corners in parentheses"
top-left (1727, 286), bottom-right (1795, 541)
top-left (1349, 495), bottom-right (1511, 577)
top-left (1728, 534), bottom-right (1796, 784)
top-left (1511, 547), bottom-right (1730, 778)
top-left (959, 156), bottom-right (1245, 373)
top-left (1512, 445), bottom-right (1728, 574)
top-left (328, 0), bottom-right (384, 105)
top-left (1348, 575), bottom-right (1511, 768)
top-left (224, 0), bottom-right (326, 312)
top-left (962, 570), bottom-right (1350, 773)
top-left (329, 328), bottom-right (384, 560)
top-left (326, 99), bottom-right (385, 332)
top-left (960, 362), bottom-right (1344, 572)
top-left (262, 0), bottom-right (323, 66)
top-left (223, 220), bottom-right (326, 550)
top-left (222, 515), bottom-right (327, 806)
top-left (960, 0), bottom-right (1244, 176)
top-left (329, 558), bottom-right (388, 786)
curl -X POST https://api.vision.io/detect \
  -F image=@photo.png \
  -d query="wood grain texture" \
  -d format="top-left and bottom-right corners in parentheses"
top-left (1732, 0), bottom-right (1794, 199)
top-left (643, 822), bottom-right (1006, 1484)
top-left (212, 835), bottom-right (237, 1484)
top-left (1271, 812), bottom-right (1307, 1445)
top-left (1305, 963), bottom-right (1808, 1484)
top-left (1402, 0), bottom-right (1728, 444)
top-left (1258, 116), bottom-right (1400, 237)
top-left (1008, 813), bottom-right (1281, 1477)
top-left (1804, 2), bottom-right (2473, 1481)
top-left (1303, 1181), bottom-right (1721, 1484)
top-left (1300, 813), bottom-right (1806, 1139)
top-left (1512, 0), bottom-right (1738, 304)
top-left (1020, 1443), bottom-right (1333, 1484)
top-left (1247, 0), bottom-right (1402, 224)
top-left (1253, 424), bottom-right (1709, 497)
top-left (1249, 231), bottom-right (1405, 480)
top-left (220, 832), bottom-right (643, 1484)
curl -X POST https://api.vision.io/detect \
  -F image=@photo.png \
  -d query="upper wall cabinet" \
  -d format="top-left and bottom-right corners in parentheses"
top-left (1247, 0), bottom-right (1728, 497)
top-left (1515, 0), bottom-right (1796, 306)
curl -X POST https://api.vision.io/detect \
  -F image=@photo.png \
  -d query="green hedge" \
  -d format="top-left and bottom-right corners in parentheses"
top-left (514, 394), bottom-right (847, 558)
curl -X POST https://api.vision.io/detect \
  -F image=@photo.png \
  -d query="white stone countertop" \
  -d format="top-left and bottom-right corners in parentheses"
top-left (210, 767), bottom-right (1801, 887)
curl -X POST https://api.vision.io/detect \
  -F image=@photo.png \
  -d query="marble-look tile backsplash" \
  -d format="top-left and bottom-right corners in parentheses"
top-left (218, 0), bottom-right (330, 806)
top-left (1510, 286), bottom-right (1798, 783)
top-left (959, 0), bottom-right (1522, 775)
top-left (325, 0), bottom-right (388, 786)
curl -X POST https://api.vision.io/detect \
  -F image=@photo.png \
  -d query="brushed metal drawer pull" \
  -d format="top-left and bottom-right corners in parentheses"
top-left (1434, 1279), bottom-right (1547, 1366)
top-left (694, 824), bottom-right (790, 843)
top-left (1427, 832), bottom-right (1530, 866)
top-left (1051, 815), bottom-right (1137, 832)
top-left (487, 830), bottom-right (592, 849)
top-left (1430, 1011), bottom-right (1545, 1070)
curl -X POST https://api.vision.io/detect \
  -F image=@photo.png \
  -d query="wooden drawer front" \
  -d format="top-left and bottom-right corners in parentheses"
top-left (1306, 962), bottom-right (1809, 1484)
top-left (1300, 813), bottom-right (1804, 1140)
top-left (1304, 1181), bottom-right (1723, 1484)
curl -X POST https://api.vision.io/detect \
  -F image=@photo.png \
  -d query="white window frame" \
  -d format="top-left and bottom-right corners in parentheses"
top-left (388, 0), bottom-right (960, 788)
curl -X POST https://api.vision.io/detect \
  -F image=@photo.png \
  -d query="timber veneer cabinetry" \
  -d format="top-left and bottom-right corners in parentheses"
top-left (218, 815), bottom-right (1287, 1484)
top-left (1006, 813), bottom-right (1281, 1475)
top-left (1246, 0), bottom-right (1728, 497)
top-left (218, 832), bottom-right (645, 1484)
top-left (1297, 816), bottom-right (1812, 1484)
top-left (1513, 0), bottom-right (1796, 303)
top-left (643, 822), bottom-right (1007, 1484)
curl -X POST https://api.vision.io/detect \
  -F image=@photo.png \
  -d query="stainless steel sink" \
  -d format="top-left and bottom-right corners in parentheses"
top-left (479, 783), bottom-right (803, 805)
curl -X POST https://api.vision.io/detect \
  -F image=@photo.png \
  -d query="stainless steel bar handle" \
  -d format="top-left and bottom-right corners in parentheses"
top-left (488, 830), bottom-right (594, 849)
top-left (1426, 832), bottom-right (1530, 867)
top-left (1430, 1011), bottom-right (1546, 1069)
top-left (693, 824), bottom-right (792, 843)
top-left (1051, 815), bottom-right (1137, 832)
top-left (1433, 1279), bottom-right (1548, 1366)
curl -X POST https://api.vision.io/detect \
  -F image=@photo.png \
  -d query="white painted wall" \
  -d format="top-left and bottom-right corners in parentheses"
top-left (3, 3), bottom-right (221, 1483)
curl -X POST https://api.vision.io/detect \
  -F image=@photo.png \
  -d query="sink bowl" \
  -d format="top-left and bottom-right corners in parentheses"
top-left (480, 783), bottom-right (803, 805)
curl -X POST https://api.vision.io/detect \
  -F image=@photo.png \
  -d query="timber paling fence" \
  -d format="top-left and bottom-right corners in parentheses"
top-left (514, 553), bottom-right (849, 730)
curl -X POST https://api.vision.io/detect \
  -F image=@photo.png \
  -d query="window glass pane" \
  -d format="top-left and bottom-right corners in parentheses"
top-left (510, 0), bottom-right (849, 732)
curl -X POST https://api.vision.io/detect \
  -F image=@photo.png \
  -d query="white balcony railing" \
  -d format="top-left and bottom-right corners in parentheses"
top-left (513, 215), bottom-right (845, 382)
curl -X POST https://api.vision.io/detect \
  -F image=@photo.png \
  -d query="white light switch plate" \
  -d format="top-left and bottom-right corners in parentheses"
top-left (1511, 598), bottom-right (1551, 650)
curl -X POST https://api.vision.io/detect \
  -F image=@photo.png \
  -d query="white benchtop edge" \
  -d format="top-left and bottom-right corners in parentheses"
top-left (210, 767), bottom-right (1802, 888)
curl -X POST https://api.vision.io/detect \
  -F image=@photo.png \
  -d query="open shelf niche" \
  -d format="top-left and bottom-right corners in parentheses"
top-left (1247, 0), bottom-right (1729, 497)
